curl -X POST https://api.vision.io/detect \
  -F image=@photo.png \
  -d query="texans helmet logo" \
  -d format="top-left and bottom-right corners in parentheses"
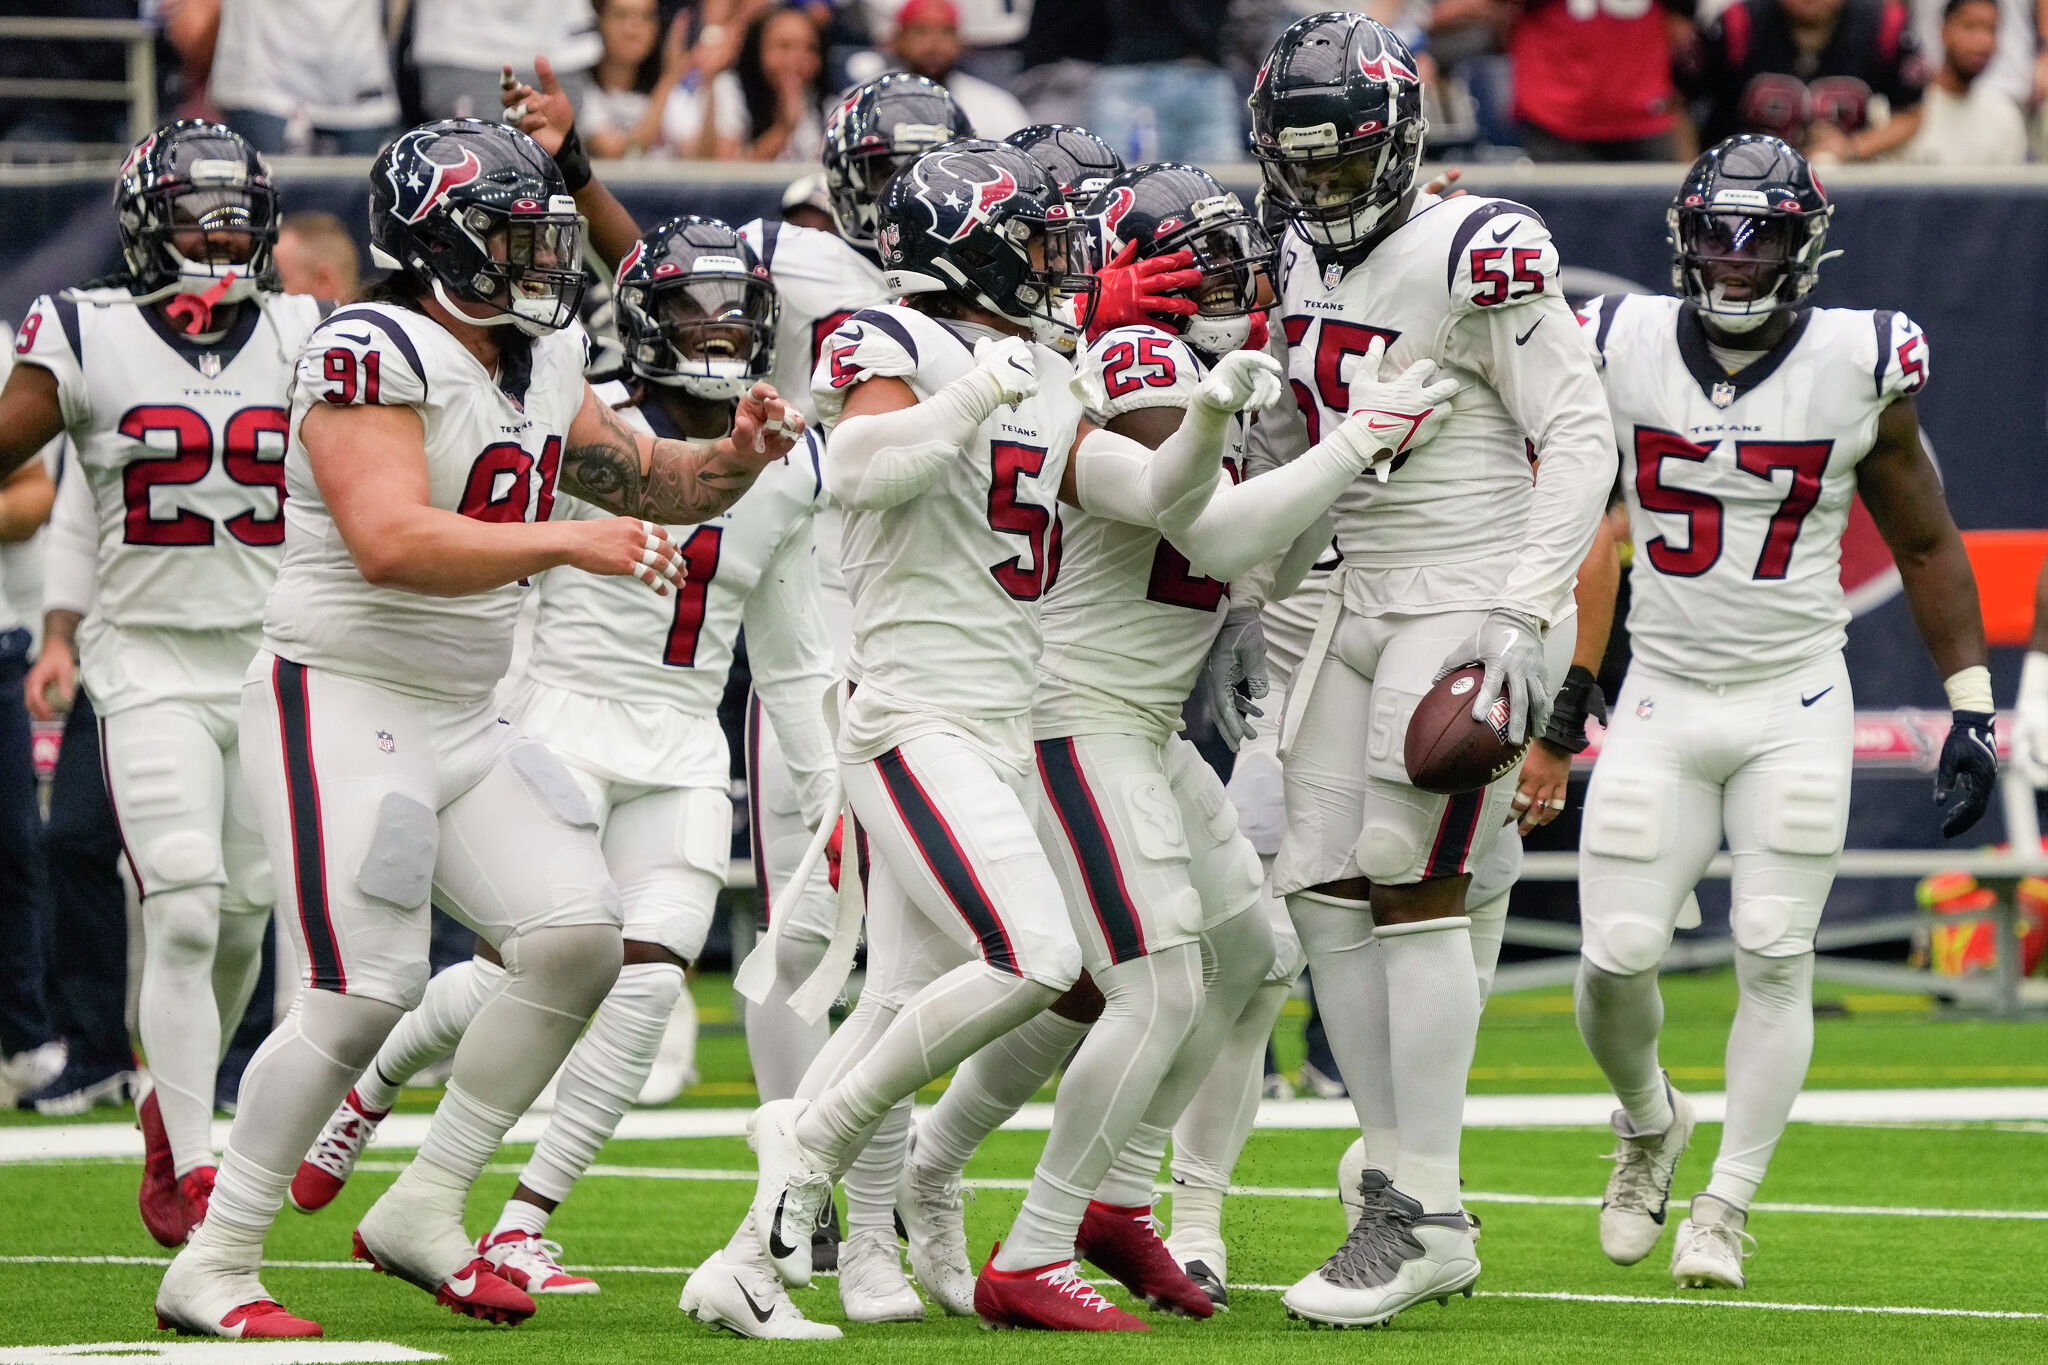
top-left (387, 133), bottom-right (484, 225)
top-left (616, 239), bottom-right (645, 287)
top-left (1097, 185), bottom-right (1137, 242)
top-left (1358, 47), bottom-right (1418, 83)
top-left (916, 155), bottom-right (1019, 244)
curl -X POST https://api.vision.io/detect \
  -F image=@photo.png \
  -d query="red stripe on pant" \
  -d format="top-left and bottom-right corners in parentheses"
top-left (1423, 789), bottom-right (1484, 881)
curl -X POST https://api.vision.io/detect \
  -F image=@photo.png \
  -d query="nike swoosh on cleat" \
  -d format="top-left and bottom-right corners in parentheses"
top-left (1490, 223), bottom-right (1516, 243)
top-left (767, 1194), bottom-right (800, 1260)
top-left (1515, 319), bottom-right (1542, 345)
top-left (736, 1283), bottom-right (776, 1324)
top-left (445, 1271), bottom-right (477, 1297)
top-left (1801, 687), bottom-right (1833, 706)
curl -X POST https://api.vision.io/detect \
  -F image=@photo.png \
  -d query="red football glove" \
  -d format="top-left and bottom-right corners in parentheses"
top-left (1087, 242), bottom-right (1202, 342)
top-left (824, 815), bottom-right (845, 891)
top-left (1244, 309), bottom-right (1270, 354)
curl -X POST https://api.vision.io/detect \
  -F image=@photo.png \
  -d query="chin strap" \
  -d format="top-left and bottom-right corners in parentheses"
top-left (162, 271), bottom-right (238, 335)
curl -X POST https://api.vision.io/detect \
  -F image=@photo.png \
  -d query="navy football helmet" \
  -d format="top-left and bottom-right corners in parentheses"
top-left (877, 139), bottom-right (1095, 345)
top-left (370, 119), bottom-right (585, 336)
top-left (615, 216), bottom-right (777, 399)
top-left (1669, 135), bottom-right (1835, 333)
top-left (1249, 13), bottom-right (1427, 251)
top-left (114, 120), bottom-right (278, 305)
top-left (1081, 163), bottom-right (1269, 355)
top-left (822, 75), bottom-right (973, 250)
top-left (1004, 124), bottom-right (1125, 207)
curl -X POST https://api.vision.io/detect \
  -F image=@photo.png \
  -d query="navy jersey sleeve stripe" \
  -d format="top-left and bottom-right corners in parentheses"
top-left (326, 307), bottom-right (429, 400)
top-left (1871, 309), bottom-right (1896, 399)
top-left (1446, 201), bottom-right (1547, 291)
top-left (50, 295), bottom-right (82, 366)
top-left (848, 307), bottom-right (920, 366)
top-left (1594, 294), bottom-right (1622, 359)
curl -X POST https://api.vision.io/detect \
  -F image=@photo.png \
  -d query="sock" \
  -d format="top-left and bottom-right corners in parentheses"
top-left (521, 960), bottom-right (684, 1203)
top-left (1706, 950), bottom-right (1814, 1209)
top-left (357, 957), bottom-right (507, 1112)
top-left (1575, 959), bottom-right (1674, 1134)
top-left (1169, 977), bottom-right (1291, 1245)
top-left (417, 925), bottom-right (619, 1186)
top-left (1466, 885), bottom-right (1511, 1003)
top-left (1288, 893), bottom-right (1398, 1167)
top-left (492, 1198), bottom-right (551, 1240)
top-left (1379, 917), bottom-right (1479, 1214)
top-left (992, 943), bottom-right (1204, 1271)
top-left (917, 1008), bottom-right (1091, 1178)
top-left (844, 1096), bottom-right (912, 1239)
top-left (139, 885), bottom-right (230, 1176)
top-left (211, 902), bottom-right (269, 1054)
top-left (205, 991), bottom-right (404, 1236)
top-left (795, 961), bottom-right (1057, 1172)
top-left (747, 928), bottom-right (833, 1103)
top-left (1095, 1122), bottom-right (1169, 1208)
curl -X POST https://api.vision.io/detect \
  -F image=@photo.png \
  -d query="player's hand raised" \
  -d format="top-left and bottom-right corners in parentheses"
top-left (731, 382), bottom-right (805, 464)
top-left (973, 335), bottom-right (1039, 405)
top-left (1339, 337), bottom-right (1459, 482)
top-left (1935, 710), bottom-right (1997, 838)
top-left (570, 517), bottom-right (686, 596)
top-left (1195, 350), bottom-right (1284, 415)
top-left (500, 57), bottom-right (574, 154)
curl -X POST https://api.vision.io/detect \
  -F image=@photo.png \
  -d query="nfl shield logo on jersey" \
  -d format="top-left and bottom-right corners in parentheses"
top-left (198, 352), bottom-right (221, 379)
top-left (376, 730), bottom-right (395, 754)
top-left (1323, 262), bottom-right (1343, 290)
top-left (1711, 380), bottom-right (1736, 409)
top-left (1635, 696), bottom-right (1655, 721)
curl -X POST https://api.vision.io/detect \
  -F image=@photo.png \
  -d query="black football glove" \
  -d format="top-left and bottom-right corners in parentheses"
top-left (1542, 664), bottom-right (1608, 754)
top-left (1935, 710), bottom-right (1997, 839)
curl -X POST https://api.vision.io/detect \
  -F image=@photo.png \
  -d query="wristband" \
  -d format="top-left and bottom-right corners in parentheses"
top-left (1542, 664), bottom-right (1606, 754)
top-left (554, 121), bottom-right (592, 193)
top-left (1943, 664), bottom-right (1993, 715)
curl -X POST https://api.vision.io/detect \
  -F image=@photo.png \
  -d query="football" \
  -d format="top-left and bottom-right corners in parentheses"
top-left (1405, 663), bottom-right (1531, 795)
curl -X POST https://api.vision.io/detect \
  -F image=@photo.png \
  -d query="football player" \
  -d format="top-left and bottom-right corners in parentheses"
top-left (153, 119), bottom-right (804, 1339)
top-left (1573, 135), bottom-right (1994, 1290)
top-left (1250, 13), bottom-right (1616, 1326)
top-left (0, 122), bottom-right (324, 1249)
top-left (282, 219), bottom-right (838, 1311)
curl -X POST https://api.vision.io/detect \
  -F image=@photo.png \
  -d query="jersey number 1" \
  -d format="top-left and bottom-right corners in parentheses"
top-left (662, 526), bottom-right (727, 666)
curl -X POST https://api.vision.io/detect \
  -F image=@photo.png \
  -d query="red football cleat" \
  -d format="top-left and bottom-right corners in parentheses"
top-left (179, 1166), bottom-right (216, 1232)
top-left (1078, 1200), bottom-right (1215, 1318)
top-left (158, 1299), bottom-right (324, 1339)
top-left (290, 1087), bottom-right (387, 1214)
top-left (352, 1232), bottom-right (535, 1326)
top-left (477, 1228), bottom-right (599, 1295)
top-left (138, 1088), bottom-right (196, 1247)
top-left (973, 1243), bottom-right (1148, 1332)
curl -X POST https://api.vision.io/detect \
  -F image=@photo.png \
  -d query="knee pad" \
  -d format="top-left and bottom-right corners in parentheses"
top-left (1731, 894), bottom-right (1822, 958)
top-left (501, 922), bottom-right (624, 1017)
top-left (1202, 903), bottom-right (1277, 997)
top-left (356, 792), bottom-right (438, 909)
top-left (144, 885), bottom-right (222, 960)
top-left (1584, 912), bottom-right (1675, 977)
top-left (610, 958), bottom-right (687, 1020)
top-left (509, 741), bottom-right (600, 832)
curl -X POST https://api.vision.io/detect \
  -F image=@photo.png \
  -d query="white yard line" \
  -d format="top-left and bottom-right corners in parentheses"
top-left (1, 1256), bottom-right (2033, 1323)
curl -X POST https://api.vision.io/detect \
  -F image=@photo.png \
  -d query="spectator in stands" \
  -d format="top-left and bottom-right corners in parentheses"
top-left (581, 0), bottom-right (744, 158)
top-left (863, 0), bottom-right (1033, 80)
top-left (890, 0), bottom-right (1030, 136)
top-left (1686, 0), bottom-right (1929, 161)
top-left (1911, 0), bottom-right (2035, 110)
top-left (273, 213), bottom-right (362, 301)
top-left (1508, 0), bottom-right (1694, 160)
top-left (1088, 0), bottom-right (1241, 163)
top-left (702, 5), bottom-right (828, 161)
top-left (0, 449), bottom-right (58, 1107)
top-left (414, 0), bottom-right (601, 122)
top-left (1896, 0), bottom-right (2029, 159)
top-left (210, 0), bottom-right (398, 153)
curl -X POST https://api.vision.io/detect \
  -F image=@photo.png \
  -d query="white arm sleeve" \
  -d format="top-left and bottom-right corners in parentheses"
top-left (743, 513), bottom-right (838, 829)
top-left (1070, 401), bottom-right (1231, 529)
top-left (41, 450), bottom-right (96, 618)
top-left (822, 365), bottom-right (1009, 509)
top-left (1163, 425), bottom-right (1375, 583)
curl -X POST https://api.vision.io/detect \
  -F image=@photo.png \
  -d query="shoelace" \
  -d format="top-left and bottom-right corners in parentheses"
top-left (1037, 1261), bottom-right (1116, 1313)
top-left (1322, 1200), bottom-right (1417, 1288)
top-left (305, 1117), bottom-right (364, 1177)
top-left (497, 1236), bottom-right (574, 1271)
top-left (916, 1171), bottom-right (974, 1268)
top-left (1688, 1220), bottom-right (1756, 1265)
top-left (1602, 1139), bottom-right (1666, 1214)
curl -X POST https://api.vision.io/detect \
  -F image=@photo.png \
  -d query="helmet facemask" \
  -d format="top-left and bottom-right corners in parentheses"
top-left (126, 176), bottom-right (278, 307)
top-left (828, 125), bottom-right (955, 248)
top-left (429, 198), bottom-right (587, 336)
top-left (1670, 206), bottom-right (1829, 333)
top-left (1013, 211), bottom-right (1099, 348)
top-left (1127, 195), bottom-right (1270, 355)
top-left (621, 268), bottom-right (776, 399)
top-left (1259, 118), bottom-right (1424, 250)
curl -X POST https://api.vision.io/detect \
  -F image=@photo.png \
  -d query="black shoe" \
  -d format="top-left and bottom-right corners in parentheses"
top-left (20, 1058), bottom-right (134, 1114)
top-left (1183, 1258), bottom-right (1228, 1308)
top-left (811, 1192), bottom-right (842, 1274)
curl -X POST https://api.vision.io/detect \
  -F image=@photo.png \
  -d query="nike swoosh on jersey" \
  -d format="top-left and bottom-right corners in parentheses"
top-left (1801, 687), bottom-right (1834, 707)
top-left (1490, 223), bottom-right (1516, 243)
top-left (1515, 319), bottom-right (1542, 346)
top-left (767, 1194), bottom-right (801, 1260)
top-left (736, 1282), bottom-right (776, 1323)
top-left (330, 330), bottom-right (372, 345)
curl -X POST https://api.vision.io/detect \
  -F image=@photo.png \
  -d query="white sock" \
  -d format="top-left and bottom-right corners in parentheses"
top-left (1288, 893), bottom-right (1399, 1167)
top-left (139, 885), bottom-right (230, 1176)
top-left (993, 944), bottom-right (1204, 1271)
top-left (1575, 959), bottom-right (1674, 1134)
top-left (917, 1008), bottom-right (1091, 1178)
top-left (492, 1198), bottom-right (551, 1240)
top-left (1169, 977), bottom-right (1290, 1242)
top-left (521, 960), bottom-right (684, 1202)
top-left (747, 929), bottom-right (833, 1103)
top-left (1379, 917), bottom-right (1479, 1214)
top-left (357, 957), bottom-right (507, 1113)
top-left (844, 1096), bottom-right (911, 1239)
top-left (1094, 1122), bottom-right (1169, 1208)
top-left (1466, 886), bottom-right (1510, 1003)
top-left (1706, 950), bottom-right (1814, 1210)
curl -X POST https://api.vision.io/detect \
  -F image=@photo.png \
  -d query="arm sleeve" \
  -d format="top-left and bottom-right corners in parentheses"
top-left (1160, 428), bottom-right (1372, 583)
top-left (1069, 406), bottom-right (1229, 531)
top-left (40, 447), bottom-right (97, 617)
top-left (743, 508), bottom-right (838, 829)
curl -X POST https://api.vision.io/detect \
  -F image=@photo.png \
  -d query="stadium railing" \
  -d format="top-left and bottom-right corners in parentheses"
top-left (0, 17), bottom-right (157, 162)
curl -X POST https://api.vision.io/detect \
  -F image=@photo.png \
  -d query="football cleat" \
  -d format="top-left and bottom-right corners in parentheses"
top-left (478, 1229), bottom-right (599, 1295)
top-left (290, 1087), bottom-right (386, 1214)
top-left (1282, 1179), bottom-right (1479, 1328)
top-left (156, 1239), bottom-right (321, 1339)
top-left (1600, 1083), bottom-right (1696, 1265)
top-left (974, 1245), bottom-right (1148, 1332)
top-left (20, 1057), bottom-right (133, 1115)
top-left (1298, 1060), bottom-right (1348, 1099)
top-left (353, 1232), bottom-right (533, 1325)
top-left (179, 1166), bottom-right (216, 1233)
top-left (746, 1098), bottom-right (833, 1289)
top-left (1163, 1229), bottom-right (1228, 1309)
top-left (838, 1228), bottom-right (926, 1323)
top-left (0, 1040), bottom-right (66, 1104)
top-left (680, 1247), bottom-right (842, 1339)
top-left (1671, 1196), bottom-right (1754, 1289)
top-left (812, 1195), bottom-right (842, 1274)
top-left (353, 1190), bottom-right (535, 1327)
top-left (138, 1087), bottom-right (198, 1247)
top-left (1077, 1200), bottom-right (1214, 1318)
top-left (897, 1155), bottom-right (976, 1316)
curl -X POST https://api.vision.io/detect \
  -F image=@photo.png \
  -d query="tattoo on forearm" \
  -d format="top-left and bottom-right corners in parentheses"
top-left (559, 403), bottom-right (765, 523)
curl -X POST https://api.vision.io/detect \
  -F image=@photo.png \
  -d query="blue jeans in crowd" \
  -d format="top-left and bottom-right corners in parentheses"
top-left (1088, 61), bottom-right (1246, 166)
top-left (0, 628), bottom-right (54, 1059)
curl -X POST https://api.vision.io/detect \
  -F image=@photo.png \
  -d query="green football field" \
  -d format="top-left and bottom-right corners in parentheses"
top-left (2, 969), bottom-right (2045, 1363)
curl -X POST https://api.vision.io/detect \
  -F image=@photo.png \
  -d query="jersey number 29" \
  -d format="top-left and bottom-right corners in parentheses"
top-left (118, 404), bottom-right (289, 547)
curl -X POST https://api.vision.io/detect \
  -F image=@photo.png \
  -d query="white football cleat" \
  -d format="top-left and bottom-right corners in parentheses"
top-left (637, 987), bottom-right (699, 1106)
top-left (1283, 1180), bottom-right (1479, 1328)
top-left (747, 1098), bottom-right (832, 1288)
top-left (839, 1228), bottom-right (925, 1322)
top-left (1600, 1082), bottom-right (1696, 1265)
top-left (354, 1175), bottom-right (535, 1324)
top-left (897, 1155), bottom-right (976, 1316)
top-left (681, 1248), bottom-right (842, 1339)
top-left (156, 1232), bottom-right (322, 1338)
top-left (478, 1229), bottom-right (599, 1294)
top-left (1671, 1196), bottom-right (1754, 1289)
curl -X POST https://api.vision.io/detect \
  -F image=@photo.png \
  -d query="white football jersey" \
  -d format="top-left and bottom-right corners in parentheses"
top-left (1580, 293), bottom-right (1927, 685)
top-left (1036, 325), bottom-right (1246, 742)
top-left (813, 305), bottom-right (1083, 758)
top-left (1264, 192), bottom-right (1607, 620)
top-left (14, 287), bottom-right (327, 631)
top-left (737, 218), bottom-right (889, 425)
top-left (265, 302), bottom-right (590, 701)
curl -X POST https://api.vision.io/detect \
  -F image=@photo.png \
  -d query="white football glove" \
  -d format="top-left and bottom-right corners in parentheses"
top-left (2014, 651), bottom-right (2048, 788)
top-left (973, 334), bottom-right (1039, 405)
top-left (1194, 349), bottom-right (1284, 415)
top-left (1444, 607), bottom-right (1550, 748)
top-left (1204, 606), bottom-right (1270, 751)
top-left (1339, 337), bottom-right (1460, 483)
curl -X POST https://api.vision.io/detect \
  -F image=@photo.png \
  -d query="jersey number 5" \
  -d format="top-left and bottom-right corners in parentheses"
top-left (662, 525), bottom-right (726, 667)
top-left (989, 441), bottom-right (1062, 600)
top-left (1634, 427), bottom-right (1833, 581)
top-left (118, 404), bottom-right (290, 547)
